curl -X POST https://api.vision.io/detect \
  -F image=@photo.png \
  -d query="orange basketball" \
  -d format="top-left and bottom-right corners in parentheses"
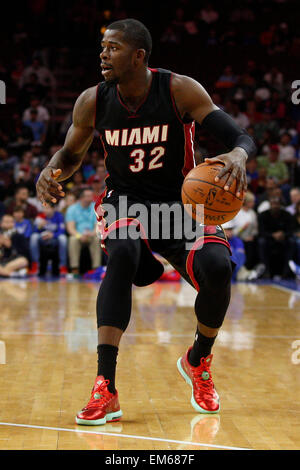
top-left (181, 162), bottom-right (244, 225)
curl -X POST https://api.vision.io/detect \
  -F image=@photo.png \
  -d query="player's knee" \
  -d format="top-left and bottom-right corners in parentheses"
top-left (195, 247), bottom-right (232, 290)
top-left (108, 238), bottom-right (140, 272)
top-left (208, 256), bottom-right (232, 289)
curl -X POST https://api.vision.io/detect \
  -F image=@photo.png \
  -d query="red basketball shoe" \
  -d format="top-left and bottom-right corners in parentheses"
top-left (28, 262), bottom-right (39, 276)
top-left (177, 347), bottom-right (220, 413)
top-left (75, 376), bottom-right (122, 425)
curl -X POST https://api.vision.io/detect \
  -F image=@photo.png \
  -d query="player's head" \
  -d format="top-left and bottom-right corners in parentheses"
top-left (100, 19), bottom-right (152, 85)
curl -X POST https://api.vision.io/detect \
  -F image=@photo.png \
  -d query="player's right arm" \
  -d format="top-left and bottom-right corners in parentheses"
top-left (36, 86), bottom-right (97, 207)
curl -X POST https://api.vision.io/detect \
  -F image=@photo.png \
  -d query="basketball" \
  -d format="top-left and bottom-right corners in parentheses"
top-left (181, 162), bottom-right (244, 225)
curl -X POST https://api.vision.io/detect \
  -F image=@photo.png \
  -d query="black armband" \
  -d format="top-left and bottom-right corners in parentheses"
top-left (201, 109), bottom-right (257, 159)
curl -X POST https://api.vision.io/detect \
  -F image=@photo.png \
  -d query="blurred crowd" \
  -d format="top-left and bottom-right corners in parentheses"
top-left (0, 0), bottom-right (300, 279)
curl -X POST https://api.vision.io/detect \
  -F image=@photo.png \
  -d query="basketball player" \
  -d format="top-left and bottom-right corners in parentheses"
top-left (36, 19), bottom-right (256, 424)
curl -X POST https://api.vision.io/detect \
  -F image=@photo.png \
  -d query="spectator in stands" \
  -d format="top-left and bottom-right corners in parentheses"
top-left (65, 171), bottom-right (88, 195)
top-left (278, 132), bottom-right (297, 163)
top-left (254, 110), bottom-right (280, 143)
top-left (160, 25), bottom-right (181, 45)
top-left (286, 188), bottom-right (300, 215)
top-left (23, 97), bottom-right (50, 125)
top-left (199, 3), bottom-right (219, 24)
top-left (30, 207), bottom-right (68, 277)
top-left (0, 148), bottom-right (18, 190)
top-left (23, 109), bottom-right (46, 143)
top-left (29, 206), bottom-right (68, 277)
top-left (222, 221), bottom-right (246, 281)
top-left (257, 145), bottom-right (290, 193)
top-left (19, 57), bottom-right (56, 91)
top-left (65, 189), bottom-right (101, 276)
top-left (13, 206), bottom-right (33, 239)
top-left (257, 181), bottom-right (285, 214)
top-left (215, 65), bottom-right (237, 89)
top-left (57, 191), bottom-right (77, 215)
top-left (87, 160), bottom-right (107, 185)
top-left (30, 141), bottom-right (48, 168)
top-left (232, 192), bottom-right (258, 269)
top-left (11, 59), bottom-right (25, 85)
top-left (263, 66), bottom-right (284, 92)
top-left (5, 186), bottom-right (38, 221)
top-left (229, 101), bottom-right (250, 129)
top-left (245, 101), bottom-right (262, 125)
top-left (0, 214), bottom-right (29, 277)
top-left (7, 113), bottom-right (34, 151)
top-left (258, 196), bottom-right (295, 278)
top-left (18, 74), bottom-right (47, 110)
top-left (246, 158), bottom-right (259, 193)
top-left (14, 150), bottom-right (37, 185)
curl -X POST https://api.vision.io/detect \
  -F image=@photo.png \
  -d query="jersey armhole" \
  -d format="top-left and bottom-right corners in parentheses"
top-left (170, 73), bottom-right (195, 126)
top-left (169, 72), bottom-right (184, 125)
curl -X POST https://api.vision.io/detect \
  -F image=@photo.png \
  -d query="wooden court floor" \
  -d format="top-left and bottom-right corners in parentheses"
top-left (0, 278), bottom-right (300, 450)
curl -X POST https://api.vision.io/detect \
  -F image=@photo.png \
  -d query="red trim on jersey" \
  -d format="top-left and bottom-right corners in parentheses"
top-left (182, 121), bottom-right (195, 177)
top-left (116, 71), bottom-right (154, 115)
top-left (186, 236), bottom-right (231, 291)
top-left (93, 83), bottom-right (100, 129)
top-left (100, 134), bottom-right (108, 159)
top-left (148, 68), bottom-right (158, 73)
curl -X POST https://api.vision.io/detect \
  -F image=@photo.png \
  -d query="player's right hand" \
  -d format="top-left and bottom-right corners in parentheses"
top-left (36, 167), bottom-right (65, 207)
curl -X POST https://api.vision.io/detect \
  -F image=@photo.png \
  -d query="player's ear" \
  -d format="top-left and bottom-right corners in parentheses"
top-left (135, 48), bottom-right (146, 65)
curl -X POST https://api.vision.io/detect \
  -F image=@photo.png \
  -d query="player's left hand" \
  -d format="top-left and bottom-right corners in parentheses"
top-left (205, 148), bottom-right (248, 197)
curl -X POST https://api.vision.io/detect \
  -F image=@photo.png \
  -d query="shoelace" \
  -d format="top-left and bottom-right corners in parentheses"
top-left (85, 379), bottom-right (111, 409)
top-left (193, 358), bottom-right (215, 395)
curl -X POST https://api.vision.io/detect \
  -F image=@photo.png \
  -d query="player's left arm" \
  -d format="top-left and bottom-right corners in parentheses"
top-left (171, 74), bottom-right (257, 196)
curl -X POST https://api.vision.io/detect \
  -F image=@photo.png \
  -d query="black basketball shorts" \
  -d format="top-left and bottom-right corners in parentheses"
top-left (94, 189), bottom-right (231, 290)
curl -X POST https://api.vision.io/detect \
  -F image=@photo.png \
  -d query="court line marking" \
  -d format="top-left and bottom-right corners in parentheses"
top-left (0, 421), bottom-right (251, 450)
top-left (271, 283), bottom-right (300, 296)
top-left (1, 331), bottom-right (300, 339)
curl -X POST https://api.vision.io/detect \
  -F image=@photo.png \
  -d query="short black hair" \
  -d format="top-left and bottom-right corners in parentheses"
top-left (106, 18), bottom-right (152, 64)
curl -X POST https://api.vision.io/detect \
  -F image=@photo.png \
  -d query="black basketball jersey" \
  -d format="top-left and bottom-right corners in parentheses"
top-left (94, 68), bottom-right (195, 201)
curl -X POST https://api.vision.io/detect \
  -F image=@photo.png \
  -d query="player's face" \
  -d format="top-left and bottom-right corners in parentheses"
top-left (100, 29), bottom-right (137, 84)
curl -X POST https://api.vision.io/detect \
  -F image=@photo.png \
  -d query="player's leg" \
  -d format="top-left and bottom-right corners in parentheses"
top-left (96, 228), bottom-right (142, 386)
top-left (178, 242), bottom-right (232, 413)
top-left (160, 231), bottom-right (232, 414)
top-left (76, 227), bottom-right (142, 425)
top-left (189, 243), bottom-right (232, 361)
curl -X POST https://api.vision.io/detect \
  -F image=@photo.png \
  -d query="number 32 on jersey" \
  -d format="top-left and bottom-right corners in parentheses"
top-left (129, 146), bottom-right (165, 173)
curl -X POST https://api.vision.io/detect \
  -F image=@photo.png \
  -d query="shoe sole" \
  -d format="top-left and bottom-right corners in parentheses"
top-left (75, 409), bottom-right (123, 426)
top-left (177, 357), bottom-right (220, 414)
